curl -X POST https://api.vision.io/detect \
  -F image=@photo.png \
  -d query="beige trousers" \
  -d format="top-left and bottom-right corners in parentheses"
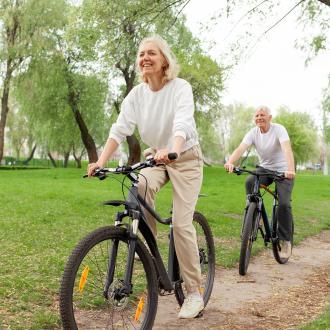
top-left (138, 145), bottom-right (203, 292)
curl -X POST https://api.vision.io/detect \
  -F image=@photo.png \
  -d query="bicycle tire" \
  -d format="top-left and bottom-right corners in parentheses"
top-left (239, 202), bottom-right (258, 276)
top-left (174, 211), bottom-right (215, 307)
top-left (59, 226), bottom-right (158, 330)
top-left (272, 208), bottom-right (294, 264)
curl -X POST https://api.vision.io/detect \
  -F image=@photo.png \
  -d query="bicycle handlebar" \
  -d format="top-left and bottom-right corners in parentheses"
top-left (233, 167), bottom-right (285, 180)
top-left (84, 152), bottom-right (178, 180)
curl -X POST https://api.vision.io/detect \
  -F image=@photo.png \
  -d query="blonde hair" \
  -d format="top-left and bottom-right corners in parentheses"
top-left (136, 35), bottom-right (180, 83)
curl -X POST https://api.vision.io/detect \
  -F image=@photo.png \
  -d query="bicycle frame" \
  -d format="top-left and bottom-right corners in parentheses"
top-left (244, 172), bottom-right (279, 245)
top-left (102, 173), bottom-right (178, 299)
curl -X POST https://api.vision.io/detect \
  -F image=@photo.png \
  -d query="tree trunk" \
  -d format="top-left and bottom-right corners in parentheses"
top-left (68, 94), bottom-right (98, 162)
top-left (126, 135), bottom-right (141, 165)
top-left (65, 69), bottom-right (98, 163)
top-left (0, 61), bottom-right (13, 163)
top-left (73, 153), bottom-right (82, 168)
top-left (0, 9), bottom-right (20, 163)
top-left (48, 152), bottom-right (57, 167)
top-left (23, 144), bottom-right (37, 165)
top-left (63, 151), bottom-right (70, 168)
top-left (318, 0), bottom-right (330, 6)
top-left (115, 64), bottom-right (142, 164)
top-left (73, 145), bottom-right (84, 168)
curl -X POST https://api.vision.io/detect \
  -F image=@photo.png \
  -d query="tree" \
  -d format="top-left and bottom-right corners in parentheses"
top-left (224, 0), bottom-right (330, 61)
top-left (0, 0), bottom-right (66, 162)
top-left (224, 104), bottom-right (255, 155)
top-left (274, 107), bottom-right (319, 166)
top-left (321, 81), bottom-right (330, 174)
top-left (14, 54), bottom-right (108, 166)
top-left (6, 105), bottom-right (30, 160)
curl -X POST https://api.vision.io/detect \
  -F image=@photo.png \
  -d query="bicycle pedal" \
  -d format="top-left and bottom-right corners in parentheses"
top-left (158, 289), bottom-right (173, 296)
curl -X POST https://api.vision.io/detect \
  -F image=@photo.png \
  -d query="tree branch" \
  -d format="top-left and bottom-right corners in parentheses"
top-left (244, 0), bottom-right (305, 59)
top-left (317, 0), bottom-right (330, 6)
top-left (167, 0), bottom-right (191, 32)
top-left (223, 0), bottom-right (270, 42)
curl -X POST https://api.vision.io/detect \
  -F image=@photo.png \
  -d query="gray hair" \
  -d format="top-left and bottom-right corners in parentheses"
top-left (255, 105), bottom-right (271, 115)
top-left (136, 35), bottom-right (180, 83)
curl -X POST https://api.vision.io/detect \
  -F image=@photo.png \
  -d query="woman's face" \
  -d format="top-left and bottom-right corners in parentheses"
top-left (138, 42), bottom-right (167, 79)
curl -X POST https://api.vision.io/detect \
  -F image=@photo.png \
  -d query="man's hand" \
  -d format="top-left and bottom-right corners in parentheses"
top-left (224, 162), bottom-right (235, 173)
top-left (284, 170), bottom-right (295, 180)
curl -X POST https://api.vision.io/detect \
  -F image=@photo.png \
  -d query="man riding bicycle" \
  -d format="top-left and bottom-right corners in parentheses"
top-left (224, 105), bottom-right (295, 259)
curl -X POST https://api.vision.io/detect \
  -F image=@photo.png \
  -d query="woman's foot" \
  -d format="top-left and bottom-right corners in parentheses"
top-left (178, 292), bottom-right (204, 319)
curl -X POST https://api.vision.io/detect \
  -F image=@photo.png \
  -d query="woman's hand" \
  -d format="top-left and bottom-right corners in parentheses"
top-left (87, 162), bottom-right (100, 177)
top-left (224, 162), bottom-right (235, 173)
top-left (154, 148), bottom-right (177, 164)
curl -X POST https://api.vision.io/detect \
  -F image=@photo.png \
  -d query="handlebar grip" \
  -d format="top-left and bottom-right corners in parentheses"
top-left (168, 152), bottom-right (178, 160)
top-left (232, 167), bottom-right (240, 174)
top-left (83, 174), bottom-right (88, 178)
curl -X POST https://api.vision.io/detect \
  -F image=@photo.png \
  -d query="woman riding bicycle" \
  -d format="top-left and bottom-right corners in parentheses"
top-left (224, 105), bottom-right (295, 259)
top-left (87, 35), bottom-right (204, 319)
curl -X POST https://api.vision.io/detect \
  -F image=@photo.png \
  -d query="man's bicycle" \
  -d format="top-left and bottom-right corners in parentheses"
top-left (232, 167), bottom-right (293, 276)
top-left (59, 154), bottom-right (215, 329)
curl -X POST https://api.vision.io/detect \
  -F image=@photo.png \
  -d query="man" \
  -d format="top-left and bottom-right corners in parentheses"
top-left (224, 105), bottom-right (295, 258)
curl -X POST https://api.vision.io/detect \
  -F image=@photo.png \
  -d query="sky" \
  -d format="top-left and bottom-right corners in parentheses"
top-left (183, 0), bottom-right (330, 125)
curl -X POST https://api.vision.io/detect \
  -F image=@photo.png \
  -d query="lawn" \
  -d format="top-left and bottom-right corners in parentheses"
top-left (300, 305), bottom-right (330, 330)
top-left (0, 166), bottom-right (329, 329)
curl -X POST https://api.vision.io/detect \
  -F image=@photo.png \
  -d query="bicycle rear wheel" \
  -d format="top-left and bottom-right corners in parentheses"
top-left (60, 226), bottom-right (158, 330)
top-left (239, 202), bottom-right (258, 276)
top-left (272, 208), bottom-right (294, 264)
top-left (174, 211), bottom-right (215, 307)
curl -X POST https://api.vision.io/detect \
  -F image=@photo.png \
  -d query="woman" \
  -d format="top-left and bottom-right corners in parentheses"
top-left (88, 35), bottom-right (204, 319)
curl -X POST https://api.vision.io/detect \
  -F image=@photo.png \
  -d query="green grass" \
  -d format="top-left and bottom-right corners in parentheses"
top-left (0, 166), bottom-right (329, 329)
top-left (300, 305), bottom-right (330, 329)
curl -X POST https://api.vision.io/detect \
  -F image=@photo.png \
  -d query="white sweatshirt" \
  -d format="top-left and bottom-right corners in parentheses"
top-left (109, 78), bottom-right (199, 152)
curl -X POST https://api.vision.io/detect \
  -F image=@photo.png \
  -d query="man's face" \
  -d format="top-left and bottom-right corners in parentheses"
top-left (254, 109), bottom-right (272, 130)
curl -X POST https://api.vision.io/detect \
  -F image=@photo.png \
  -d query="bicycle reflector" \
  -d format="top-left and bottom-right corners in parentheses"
top-left (134, 296), bottom-right (145, 321)
top-left (78, 265), bottom-right (90, 292)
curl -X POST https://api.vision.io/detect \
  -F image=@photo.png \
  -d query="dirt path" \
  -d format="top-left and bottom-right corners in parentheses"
top-left (153, 230), bottom-right (330, 330)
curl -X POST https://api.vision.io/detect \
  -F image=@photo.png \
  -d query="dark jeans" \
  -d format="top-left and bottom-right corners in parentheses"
top-left (245, 168), bottom-right (294, 242)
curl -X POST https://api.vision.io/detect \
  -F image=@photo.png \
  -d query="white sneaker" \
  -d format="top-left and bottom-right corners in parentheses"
top-left (178, 292), bottom-right (204, 319)
top-left (279, 240), bottom-right (292, 259)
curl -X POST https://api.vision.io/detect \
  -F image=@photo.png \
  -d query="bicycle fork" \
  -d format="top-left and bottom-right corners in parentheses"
top-left (103, 210), bottom-right (140, 300)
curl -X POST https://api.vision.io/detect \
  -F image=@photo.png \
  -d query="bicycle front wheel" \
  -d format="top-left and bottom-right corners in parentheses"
top-left (60, 226), bottom-right (158, 330)
top-left (239, 202), bottom-right (258, 276)
top-left (174, 211), bottom-right (215, 307)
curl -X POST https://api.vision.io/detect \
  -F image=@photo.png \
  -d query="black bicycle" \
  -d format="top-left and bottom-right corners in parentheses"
top-left (233, 167), bottom-right (293, 276)
top-left (60, 154), bottom-right (215, 329)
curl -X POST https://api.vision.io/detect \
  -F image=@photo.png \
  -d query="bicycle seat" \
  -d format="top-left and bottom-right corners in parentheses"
top-left (102, 200), bottom-right (139, 210)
